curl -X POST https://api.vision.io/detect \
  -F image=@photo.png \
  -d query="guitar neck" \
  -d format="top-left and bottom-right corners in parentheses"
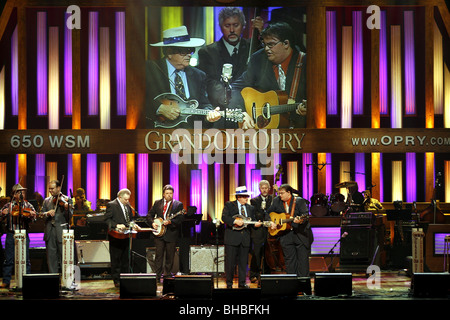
top-left (181, 109), bottom-right (226, 116)
top-left (268, 104), bottom-right (298, 115)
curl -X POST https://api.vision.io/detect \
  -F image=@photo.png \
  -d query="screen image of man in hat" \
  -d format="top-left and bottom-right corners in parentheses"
top-left (145, 26), bottom-right (222, 129)
top-left (0, 184), bottom-right (37, 289)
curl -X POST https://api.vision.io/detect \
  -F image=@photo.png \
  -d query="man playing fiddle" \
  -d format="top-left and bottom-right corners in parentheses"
top-left (0, 184), bottom-right (37, 289)
top-left (41, 180), bottom-right (73, 274)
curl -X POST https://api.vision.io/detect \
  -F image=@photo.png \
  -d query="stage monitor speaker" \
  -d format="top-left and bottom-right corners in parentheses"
top-left (119, 273), bottom-right (157, 299)
top-left (340, 227), bottom-right (375, 265)
top-left (314, 273), bottom-right (352, 297)
top-left (22, 274), bottom-right (60, 299)
top-left (174, 275), bottom-right (213, 299)
top-left (260, 274), bottom-right (300, 298)
top-left (412, 272), bottom-right (450, 298)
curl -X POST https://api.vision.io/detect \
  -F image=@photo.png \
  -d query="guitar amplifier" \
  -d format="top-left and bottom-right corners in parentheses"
top-left (341, 212), bottom-right (375, 227)
top-left (189, 245), bottom-right (224, 273)
top-left (75, 240), bottom-right (110, 268)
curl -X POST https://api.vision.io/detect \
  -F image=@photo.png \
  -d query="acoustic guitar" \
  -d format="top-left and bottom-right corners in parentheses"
top-left (154, 93), bottom-right (244, 128)
top-left (268, 212), bottom-right (309, 237)
top-left (240, 87), bottom-right (304, 129)
top-left (152, 209), bottom-right (186, 237)
top-left (232, 214), bottom-right (271, 231)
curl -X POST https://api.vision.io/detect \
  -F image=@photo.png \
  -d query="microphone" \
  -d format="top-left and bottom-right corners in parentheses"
top-left (221, 63), bottom-right (233, 83)
top-left (341, 232), bottom-right (348, 239)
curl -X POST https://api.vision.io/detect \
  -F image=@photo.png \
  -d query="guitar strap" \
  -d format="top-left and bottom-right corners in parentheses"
top-left (290, 197), bottom-right (297, 217)
top-left (288, 52), bottom-right (305, 102)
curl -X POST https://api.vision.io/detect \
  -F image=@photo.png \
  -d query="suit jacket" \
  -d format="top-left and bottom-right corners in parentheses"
top-left (222, 200), bottom-right (257, 247)
top-left (230, 48), bottom-right (307, 128)
top-left (144, 58), bottom-right (213, 129)
top-left (104, 198), bottom-right (135, 231)
top-left (197, 38), bottom-right (251, 107)
top-left (267, 196), bottom-right (314, 249)
top-left (250, 194), bottom-right (273, 242)
top-left (41, 194), bottom-right (73, 242)
top-left (146, 199), bottom-right (184, 243)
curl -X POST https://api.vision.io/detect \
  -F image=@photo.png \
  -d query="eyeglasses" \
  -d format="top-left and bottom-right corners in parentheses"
top-left (173, 48), bottom-right (195, 56)
top-left (261, 40), bottom-right (282, 49)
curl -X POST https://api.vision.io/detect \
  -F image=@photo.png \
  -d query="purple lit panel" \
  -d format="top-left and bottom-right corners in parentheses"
top-left (326, 153), bottom-right (332, 195)
top-left (406, 153), bottom-right (416, 202)
top-left (326, 11), bottom-right (337, 115)
top-left (379, 153), bottom-right (384, 202)
top-left (379, 11), bottom-right (388, 115)
top-left (1, 233), bottom-right (45, 248)
top-left (67, 154), bottom-right (73, 196)
top-left (88, 12), bottom-right (99, 116)
top-left (64, 12), bottom-right (73, 115)
top-left (36, 12), bottom-right (47, 116)
top-left (191, 169), bottom-right (202, 233)
top-left (115, 11), bottom-right (126, 116)
top-left (434, 233), bottom-right (450, 255)
top-left (119, 154), bottom-right (127, 190)
top-left (170, 158), bottom-right (179, 201)
top-left (246, 153), bottom-right (255, 192)
top-left (86, 154), bottom-right (97, 210)
top-left (34, 154), bottom-right (46, 197)
top-left (352, 11), bottom-right (364, 115)
top-left (355, 153), bottom-right (366, 192)
top-left (302, 153), bottom-right (313, 201)
top-left (404, 11), bottom-right (416, 115)
top-left (137, 154), bottom-right (148, 216)
top-left (311, 227), bottom-right (341, 255)
top-left (251, 169), bottom-right (262, 197)
top-left (11, 26), bottom-right (18, 116)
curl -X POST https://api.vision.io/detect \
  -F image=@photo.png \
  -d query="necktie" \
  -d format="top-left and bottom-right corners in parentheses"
top-left (163, 201), bottom-right (168, 219)
top-left (231, 47), bottom-right (238, 65)
top-left (278, 65), bottom-right (286, 90)
top-left (124, 205), bottom-right (130, 223)
top-left (174, 71), bottom-right (186, 100)
top-left (240, 204), bottom-right (246, 217)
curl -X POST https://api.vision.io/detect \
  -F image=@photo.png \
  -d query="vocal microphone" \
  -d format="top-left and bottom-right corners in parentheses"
top-left (340, 232), bottom-right (348, 240)
top-left (221, 63), bottom-right (233, 83)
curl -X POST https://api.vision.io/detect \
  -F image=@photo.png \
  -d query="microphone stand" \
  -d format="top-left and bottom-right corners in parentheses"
top-left (326, 234), bottom-right (346, 272)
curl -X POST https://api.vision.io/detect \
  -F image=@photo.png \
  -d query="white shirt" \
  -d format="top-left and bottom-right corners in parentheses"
top-left (222, 38), bottom-right (241, 57)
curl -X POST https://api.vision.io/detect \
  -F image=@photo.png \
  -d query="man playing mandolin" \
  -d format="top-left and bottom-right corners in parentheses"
top-left (145, 26), bottom-right (222, 129)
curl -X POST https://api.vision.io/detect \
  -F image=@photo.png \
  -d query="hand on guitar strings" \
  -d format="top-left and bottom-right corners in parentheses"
top-left (295, 100), bottom-right (307, 116)
top-left (158, 103), bottom-right (180, 120)
top-left (206, 107), bottom-right (222, 122)
top-left (241, 112), bottom-right (255, 129)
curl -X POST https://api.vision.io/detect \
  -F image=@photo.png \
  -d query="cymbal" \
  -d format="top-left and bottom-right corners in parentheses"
top-left (334, 181), bottom-right (357, 188)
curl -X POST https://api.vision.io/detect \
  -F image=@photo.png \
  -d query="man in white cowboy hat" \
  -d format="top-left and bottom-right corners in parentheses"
top-left (222, 186), bottom-right (262, 289)
top-left (0, 184), bottom-right (36, 289)
top-left (145, 26), bottom-right (221, 129)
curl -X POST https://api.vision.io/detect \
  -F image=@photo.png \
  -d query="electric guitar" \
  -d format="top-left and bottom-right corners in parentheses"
top-left (152, 209), bottom-right (186, 237)
top-left (268, 212), bottom-right (309, 237)
top-left (240, 87), bottom-right (306, 129)
top-left (108, 221), bottom-right (156, 240)
top-left (153, 93), bottom-right (244, 128)
top-left (232, 214), bottom-right (272, 231)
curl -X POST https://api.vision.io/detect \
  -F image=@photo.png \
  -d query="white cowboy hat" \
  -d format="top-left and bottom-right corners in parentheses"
top-left (150, 26), bottom-right (205, 48)
top-left (233, 186), bottom-right (252, 197)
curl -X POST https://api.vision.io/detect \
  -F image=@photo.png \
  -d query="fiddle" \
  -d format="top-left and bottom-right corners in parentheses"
top-left (52, 196), bottom-right (72, 209)
top-left (11, 204), bottom-right (34, 217)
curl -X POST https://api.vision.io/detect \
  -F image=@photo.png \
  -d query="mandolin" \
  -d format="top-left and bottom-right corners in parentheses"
top-left (232, 214), bottom-right (271, 231)
top-left (153, 93), bottom-right (244, 128)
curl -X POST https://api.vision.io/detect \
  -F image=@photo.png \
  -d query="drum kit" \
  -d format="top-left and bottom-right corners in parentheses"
top-left (309, 181), bottom-right (359, 217)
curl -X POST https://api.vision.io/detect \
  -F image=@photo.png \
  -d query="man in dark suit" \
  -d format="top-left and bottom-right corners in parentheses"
top-left (104, 188), bottom-right (137, 287)
top-left (222, 186), bottom-right (261, 288)
top-left (230, 21), bottom-right (307, 129)
top-left (197, 7), bottom-right (263, 117)
top-left (41, 180), bottom-right (73, 274)
top-left (249, 180), bottom-right (273, 284)
top-left (147, 185), bottom-right (184, 282)
top-left (145, 26), bottom-right (221, 129)
top-left (267, 184), bottom-right (313, 277)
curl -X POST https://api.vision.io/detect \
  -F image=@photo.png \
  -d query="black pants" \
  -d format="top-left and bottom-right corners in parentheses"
top-left (154, 237), bottom-right (176, 280)
top-left (249, 239), bottom-right (266, 279)
top-left (109, 237), bottom-right (131, 285)
top-left (225, 243), bottom-right (249, 286)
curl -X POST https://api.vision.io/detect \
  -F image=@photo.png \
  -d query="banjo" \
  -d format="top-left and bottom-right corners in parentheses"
top-left (152, 209), bottom-right (186, 237)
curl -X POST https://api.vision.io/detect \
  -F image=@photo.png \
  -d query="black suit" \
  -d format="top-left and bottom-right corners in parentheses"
top-left (197, 38), bottom-right (251, 109)
top-left (146, 199), bottom-right (184, 280)
top-left (267, 196), bottom-right (314, 277)
top-left (222, 200), bottom-right (257, 287)
top-left (104, 198), bottom-right (135, 286)
top-left (249, 194), bottom-right (272, 279)
top-left (144, 58), bottom-right (213, 129)
top-left (230, 48), bottom-right (307, 128)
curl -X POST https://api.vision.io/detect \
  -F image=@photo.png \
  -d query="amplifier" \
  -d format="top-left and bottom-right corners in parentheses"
top-left (341, 212), bottom-right (375, 227)
top-left (189, 245), bottom-right (224, 273)
top-left (75, 240), bottom-right (110, 268)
